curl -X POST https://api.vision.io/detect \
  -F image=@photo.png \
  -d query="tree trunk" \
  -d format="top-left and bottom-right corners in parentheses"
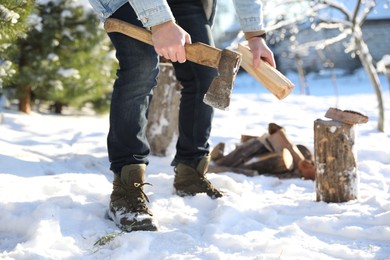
top-left (384, 64), bottom-right (390, 100)
top-left (314, 119), bottom-right (358, 202)
top-left (354, 27), bottom-right (385, 132)
top-left (51, 102), bottom-right (63, 114)
top-left (295, 54), bottom-right (309, 95)
top-left (146, 63), bottom-right (181, 156)
top-left (18, 85), bottom-right (32, 114)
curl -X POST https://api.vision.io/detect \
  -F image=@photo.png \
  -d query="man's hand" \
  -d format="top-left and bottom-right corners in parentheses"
top-left (151, 21), bottom-right (191, 63)
top-left (248, 36), bottom-right (276, 68)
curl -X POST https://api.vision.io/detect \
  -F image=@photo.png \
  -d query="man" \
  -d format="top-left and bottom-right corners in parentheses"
top-left (88, 0), bottom-right (275, 232)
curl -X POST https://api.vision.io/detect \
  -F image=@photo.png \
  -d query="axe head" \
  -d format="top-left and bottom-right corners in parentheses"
top-left (203, 49), bottom-right (242, 110)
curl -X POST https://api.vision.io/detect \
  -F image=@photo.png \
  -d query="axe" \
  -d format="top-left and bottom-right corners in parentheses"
top-left (104, 18), bottom-right (241, 110)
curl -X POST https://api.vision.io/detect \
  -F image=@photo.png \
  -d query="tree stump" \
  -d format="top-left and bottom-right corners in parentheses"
top-left (314, 108), bottom-right (367, 202)
top-left (146, 63), bottom-right (181, 156)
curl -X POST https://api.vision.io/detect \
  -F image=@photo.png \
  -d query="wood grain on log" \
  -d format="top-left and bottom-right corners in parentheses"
top-left (244, 148), bottom-right (293, 174)
top-left (324, 107), bottom-right (368, 125)
top-left (266, 128), bottom-right (305, 168)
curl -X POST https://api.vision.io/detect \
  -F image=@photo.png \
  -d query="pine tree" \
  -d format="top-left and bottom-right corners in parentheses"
top-left (12, 0), bottom-right (116, 114)
top-left (0, 0), bottom-right (34, 92)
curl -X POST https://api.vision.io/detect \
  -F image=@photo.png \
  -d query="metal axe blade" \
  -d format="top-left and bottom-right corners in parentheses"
top-left (203, 49), bottom-right (242, 110)
top-left (104, 18), bottom-right (242, 110)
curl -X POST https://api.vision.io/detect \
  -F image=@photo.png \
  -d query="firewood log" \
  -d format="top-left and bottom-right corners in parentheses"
top-left (268, 123), bottom-right (283, 135)
top-left (243, 148), bottom-right (293, 174)
top-left (215, 137), bottom-right (270, 167)
top-left (297, 144), bottom-right (314, 162)
top-left (298, 159), bottom-right (316, 180)
top-left (208, 165), bottom-right (258, 177)
top-left (240, 134), bottom-right (259, 143)
top-left (237, 43), bottom-right (294, 100)
top-left (325, 107), bottom-right (368, 125)
top-left (210, 142), bottom-right (225, 161)
top-left (266, 128), bottom-right (305, 169)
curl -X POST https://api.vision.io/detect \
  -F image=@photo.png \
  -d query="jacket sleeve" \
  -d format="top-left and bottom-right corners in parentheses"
top-left (127, 0), bottom-right (175, 28)
top-left (232, 0), bottom-right (266, 39)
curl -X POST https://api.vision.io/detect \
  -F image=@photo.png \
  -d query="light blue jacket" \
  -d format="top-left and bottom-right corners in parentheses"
top-left (87, 0), bottom-right (264, 33)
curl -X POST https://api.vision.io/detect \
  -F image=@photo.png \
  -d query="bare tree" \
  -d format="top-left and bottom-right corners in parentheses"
top-left (220, 0), bottom-right (386, 131)
top-left (313, 0), bottom-right (385, 131)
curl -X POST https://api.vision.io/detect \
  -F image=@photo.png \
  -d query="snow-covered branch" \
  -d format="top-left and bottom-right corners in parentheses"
top-left (293, 29), bottom-right (350, 55)
top-left (316, 0), bottom-right (352, 20)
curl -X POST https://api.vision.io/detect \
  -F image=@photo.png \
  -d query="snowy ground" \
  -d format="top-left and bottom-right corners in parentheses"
top-left (0, 69), bottom-right (389, 259)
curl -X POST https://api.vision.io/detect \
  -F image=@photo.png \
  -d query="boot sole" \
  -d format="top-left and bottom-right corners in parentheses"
top-left (105, 210), bottom-right (158, 232)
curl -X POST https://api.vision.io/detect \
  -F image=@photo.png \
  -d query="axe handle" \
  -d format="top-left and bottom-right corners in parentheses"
top-left (104, 18), bottom-right (221, 69)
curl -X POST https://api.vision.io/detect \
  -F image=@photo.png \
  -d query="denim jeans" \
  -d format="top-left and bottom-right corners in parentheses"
top-left (107, 1), bottom-right (217, 174)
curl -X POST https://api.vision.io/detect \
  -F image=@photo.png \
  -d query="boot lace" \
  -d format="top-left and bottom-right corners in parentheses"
top-left (113, 182), bottom-right (153, 215)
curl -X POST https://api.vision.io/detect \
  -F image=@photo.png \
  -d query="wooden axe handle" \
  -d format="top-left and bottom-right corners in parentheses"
top-left (104, 18), bottom-right (221, 69)
top-left (237, 43), bottom-right (295, 100)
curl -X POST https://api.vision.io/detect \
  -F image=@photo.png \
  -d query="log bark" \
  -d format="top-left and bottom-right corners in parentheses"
top-left (242, 133), bottom-right (272, 152)
top-left (325, 107), bottom-right (368, 125)
top-left (146, 63), bottom-right (181, 156)
top-left (243, 148), bottom-right (293, 174)
top-left (215, 137), bottom-right (269, 167)
top-left (314, 119), bottom-right (358, 202)
top-left (208, 164), bottom-right (258, 177)
top-left (297, 144), bottom-right (314, 161)
top-left (268, 122), bottom-right (283, 135)
top-left (240, 134), bottom-right (259, 143)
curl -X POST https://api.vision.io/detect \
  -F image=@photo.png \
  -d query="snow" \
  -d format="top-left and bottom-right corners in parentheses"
top-left (378, 55), bottom-right (390, 72)
top-left (0, 4), bottom-right (20, 24)
top-left (1, 69), bottom-right (390, 259)
top-left (57, 68), bottom-right (80, 79)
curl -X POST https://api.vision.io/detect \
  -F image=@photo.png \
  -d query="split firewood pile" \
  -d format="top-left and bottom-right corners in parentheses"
top-left (208, 123), bottom-right (316, 180)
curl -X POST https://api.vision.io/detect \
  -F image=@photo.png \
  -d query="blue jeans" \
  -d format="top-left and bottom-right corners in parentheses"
top-left (107, 1), bottom-right (217, 174)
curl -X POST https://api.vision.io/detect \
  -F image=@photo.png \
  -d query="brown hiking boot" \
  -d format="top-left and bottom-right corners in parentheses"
top-left (173, 155), bottom-right (223, 199)
top-left (107, 164), bottom-right (158, 232)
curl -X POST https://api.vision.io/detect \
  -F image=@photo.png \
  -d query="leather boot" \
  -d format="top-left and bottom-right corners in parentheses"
top-left (108, 164), bottom-right (158, 231)
top-left (173, 155), bottom-right (223, 199)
